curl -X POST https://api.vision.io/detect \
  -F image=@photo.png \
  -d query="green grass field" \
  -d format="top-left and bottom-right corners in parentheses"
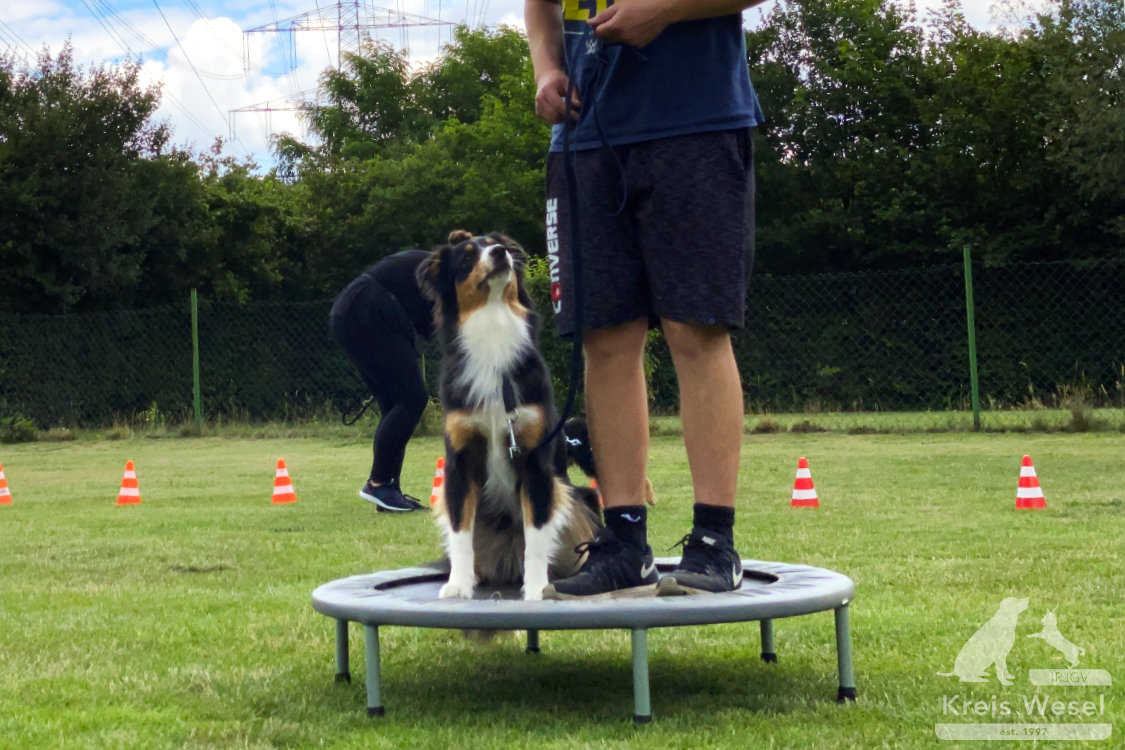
top-left (1, 430), bottom-right (1121, 749)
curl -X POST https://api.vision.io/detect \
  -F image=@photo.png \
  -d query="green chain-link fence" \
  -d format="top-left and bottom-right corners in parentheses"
top-left (1, 258), bottom-right (1122, 428)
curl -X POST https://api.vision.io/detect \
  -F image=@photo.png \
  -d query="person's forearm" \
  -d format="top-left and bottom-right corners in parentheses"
top-left (524, 0), bottom-right (565, 84)
top-left (588, 0), bottom-right (767, 48)
top-left (657, 0), bottom-right (769, 24)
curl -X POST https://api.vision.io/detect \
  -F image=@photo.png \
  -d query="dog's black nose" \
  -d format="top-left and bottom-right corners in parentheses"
top-left (489, 244), bottom-right (507, 262)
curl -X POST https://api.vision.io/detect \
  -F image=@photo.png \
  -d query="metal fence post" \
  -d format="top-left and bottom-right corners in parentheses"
top-left (962, 247), bottom-right (981, 431)
top-left (191, 289), bottom-right (202, 430)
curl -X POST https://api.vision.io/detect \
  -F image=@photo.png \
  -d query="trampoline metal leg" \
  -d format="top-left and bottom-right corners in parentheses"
top-left (335, 619), bottom-right (351, 682)
top-left (526, 629), bottom-right (540, 654)
top-left (834, 604), bottom-right (857, 702)
top-left (363, 624), bottom-right (385, 716)
top-left (759, 619), bottom-right (778, 663)
top-left (631, 628), bottom-right (652, 724)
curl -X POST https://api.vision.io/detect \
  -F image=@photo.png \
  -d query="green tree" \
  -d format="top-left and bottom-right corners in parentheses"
top-left (412, 25), bottom-right (532, 126)
top-left (275, 26), bottom-right (549, 293)
top-left (1039, 0), bottom-right (1125, 250)
top-left (747, 0), bottom-right (937, 272)
top-left (0, 44), bottom-right (173, 313)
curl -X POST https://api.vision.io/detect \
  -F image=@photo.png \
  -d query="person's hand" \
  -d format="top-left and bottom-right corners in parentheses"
top-left (588, 0), bottom-right (678, 48)
top-left (534, 68), bottom-right (581, 124)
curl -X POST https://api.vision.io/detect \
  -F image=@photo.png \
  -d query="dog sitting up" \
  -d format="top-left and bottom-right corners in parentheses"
top-left (417, 230), bottom-right (600, 601)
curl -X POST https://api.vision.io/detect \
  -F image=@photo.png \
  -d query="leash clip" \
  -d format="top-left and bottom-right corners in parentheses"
top-left (507, 418), bottom-right (521, 459)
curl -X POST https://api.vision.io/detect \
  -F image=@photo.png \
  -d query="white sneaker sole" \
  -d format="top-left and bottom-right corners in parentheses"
top-left (359, 489), bottom-right (414, 512)
top-left (541, 582), bottom-right (658, 601)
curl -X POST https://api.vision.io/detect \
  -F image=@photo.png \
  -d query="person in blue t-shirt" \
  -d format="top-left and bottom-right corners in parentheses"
top-left (525, 0), bottom-right (766, 598)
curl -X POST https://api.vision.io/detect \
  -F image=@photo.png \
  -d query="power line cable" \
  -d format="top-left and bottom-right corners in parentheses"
top-left (183, 0), bottom-right (264, 70)
top-left (74, 0), bottom-right (218, 138)
top-left (151, 0), bottom-right (253, 157)
top-left (95, 0), bottom-right (162, 50)
top-left (176, 0), bottom-right (271, 142)
top-left (314, 0), bottom-right (335, 65)
top-left (79, 0), bottom-right (132, 52)
top-left (0, 22), bottom-right (37, 62)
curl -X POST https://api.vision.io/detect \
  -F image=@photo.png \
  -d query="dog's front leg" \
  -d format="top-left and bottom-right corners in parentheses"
top-left (520, 449), bottom-right (561, 601)
top-left (440, 450), bottom-right (479, 600)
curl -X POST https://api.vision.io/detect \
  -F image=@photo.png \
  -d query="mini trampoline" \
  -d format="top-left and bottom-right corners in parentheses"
top-left (311, 558), bottom-right (856, 722)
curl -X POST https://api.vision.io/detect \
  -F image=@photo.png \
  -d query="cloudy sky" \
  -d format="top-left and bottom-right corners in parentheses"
top-left (1, 0), bottom-right (1008, 169)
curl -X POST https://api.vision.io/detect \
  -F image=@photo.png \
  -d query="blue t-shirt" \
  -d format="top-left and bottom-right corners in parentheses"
top-left (549, 2), bottom-right (764, 152)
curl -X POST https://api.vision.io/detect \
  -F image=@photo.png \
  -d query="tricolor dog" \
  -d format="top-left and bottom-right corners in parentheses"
top-left (417, 230), bottom-right (599, 601)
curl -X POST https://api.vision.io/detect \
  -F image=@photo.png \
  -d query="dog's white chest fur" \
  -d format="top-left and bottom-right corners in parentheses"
top-left (455, 300), bottom-right (532, 408)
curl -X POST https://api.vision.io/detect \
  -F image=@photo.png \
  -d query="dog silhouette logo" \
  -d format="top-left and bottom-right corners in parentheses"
top-left (938, 596), bottom-right (1029, 686)
top-left (1028, 610), bottom-right (1086, 668)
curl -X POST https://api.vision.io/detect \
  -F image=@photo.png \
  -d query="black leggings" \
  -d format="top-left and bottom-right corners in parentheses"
top-left (330, 290), bottom-right (427, 486)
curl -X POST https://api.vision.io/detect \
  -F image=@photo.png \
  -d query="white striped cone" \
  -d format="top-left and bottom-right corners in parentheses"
top-left (790, 457), bottom-right (819, 508)
top-left (0, 462), bottom-right (11, 504)
top-left (1015, 454), bottom-right (1046, 510)
top-left (116, 460), bottom-right (141, 505)
top-left (429, 457), bottom-right (444, 506)
top-left (272, 459), bottom-right (297, 504)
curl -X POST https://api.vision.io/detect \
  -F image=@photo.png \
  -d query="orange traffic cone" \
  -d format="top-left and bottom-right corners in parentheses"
top-left (1015, 455), bottom-right (1046, 510)
top-left (589, 477), bottom-right (604, 509)
top-left (0, 462), bottom-right (12, 504)
top-left (429, 457), bottom-right (445, 506)
top-left (116, 460), bottom-right (141, 505)
top-left (272, 459), bottom-right (297, 504)
top-left (790, 456), bottom-right (819, 508)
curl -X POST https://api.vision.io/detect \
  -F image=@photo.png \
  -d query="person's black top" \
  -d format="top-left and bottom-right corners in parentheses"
top-left (362, 249), bottom-right (435, 341)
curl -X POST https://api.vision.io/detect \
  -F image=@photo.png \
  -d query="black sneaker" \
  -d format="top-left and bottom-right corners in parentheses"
top-left (542, 527), bottom-right (659, 600)
top-left (359, 481), bottom-right (418, 513)
top-left (657, 528), bottom-right (744, 595)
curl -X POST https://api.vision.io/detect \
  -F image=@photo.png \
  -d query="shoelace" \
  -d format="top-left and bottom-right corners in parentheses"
top-left (670, 533), bottom-right (713, 574)
top-left (401, 493), bottom-right (426, 509)
top-left (573, 532), bottom-right (619, 560)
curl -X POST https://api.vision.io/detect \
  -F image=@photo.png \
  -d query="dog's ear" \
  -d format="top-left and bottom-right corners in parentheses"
top-left (447, 229), bottom-right (473, 244)
top-left (416, 247), bottom-right (444, 301)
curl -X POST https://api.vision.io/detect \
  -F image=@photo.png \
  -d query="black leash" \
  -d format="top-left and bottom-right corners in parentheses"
top-left (341, 394), bottom-right (375, 426)
top-left (534, 77), bottom-right (587, 455)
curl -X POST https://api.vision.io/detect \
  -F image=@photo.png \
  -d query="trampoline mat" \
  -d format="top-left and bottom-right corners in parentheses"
top-left (312, 558), bottom-right (854, 631)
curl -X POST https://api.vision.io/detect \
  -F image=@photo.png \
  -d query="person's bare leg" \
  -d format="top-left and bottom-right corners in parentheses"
top-left (661, 320), bottom-right (742, 509)
top-left (583, 318), bottom-right (651, 509)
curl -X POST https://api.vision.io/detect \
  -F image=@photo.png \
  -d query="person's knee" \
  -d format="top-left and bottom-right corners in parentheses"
top-left (662, 319), bottom-right (731, 363)
top-left (403, 383), bottom-right (428, 417)
top-left (583, 319), bottom-right (648, 364)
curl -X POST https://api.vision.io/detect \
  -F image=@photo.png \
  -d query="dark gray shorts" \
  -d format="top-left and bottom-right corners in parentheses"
top-left (545, 129), bottom-right (755, 336)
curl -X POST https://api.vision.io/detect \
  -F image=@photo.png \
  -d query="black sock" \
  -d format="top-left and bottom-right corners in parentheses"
top-left (692, 503), bottom-right (735, 542)
top-left (604, 506), bottom-right (648, 552)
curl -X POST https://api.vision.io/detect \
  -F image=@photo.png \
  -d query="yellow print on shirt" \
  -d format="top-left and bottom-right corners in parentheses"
top-left (563, 0), bottom-right (614, 22)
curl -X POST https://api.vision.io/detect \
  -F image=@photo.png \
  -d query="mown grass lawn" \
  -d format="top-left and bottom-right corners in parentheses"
top-left (0, 429), bottom-right (1121, 749)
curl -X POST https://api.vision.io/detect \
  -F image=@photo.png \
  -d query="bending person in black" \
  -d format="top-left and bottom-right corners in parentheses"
top-left (330, 249), bottom-right (435, 513)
